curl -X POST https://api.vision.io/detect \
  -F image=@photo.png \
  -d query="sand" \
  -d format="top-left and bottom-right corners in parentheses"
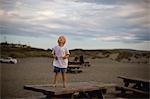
top-left (1, 57), bottom-right (149, 99)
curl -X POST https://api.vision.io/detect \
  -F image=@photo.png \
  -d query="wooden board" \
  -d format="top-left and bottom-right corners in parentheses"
top-left (68, 65), bottom-right (81, 69)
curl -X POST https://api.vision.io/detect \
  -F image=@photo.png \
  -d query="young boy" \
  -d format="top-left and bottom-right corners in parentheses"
top-left (52, 36), bottom-right (70, 88)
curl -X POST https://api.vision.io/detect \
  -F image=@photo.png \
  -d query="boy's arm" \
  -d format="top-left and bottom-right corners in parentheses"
top-left (52, 54), bottom-right (58, 60)
top-left (63, 48), bottom-right (70, 59)
top-left (52, 48), bottom-right (58, 60)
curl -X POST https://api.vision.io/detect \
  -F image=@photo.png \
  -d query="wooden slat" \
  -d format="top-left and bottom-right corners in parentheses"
top-left (68, 65), bottom-right (81, 68)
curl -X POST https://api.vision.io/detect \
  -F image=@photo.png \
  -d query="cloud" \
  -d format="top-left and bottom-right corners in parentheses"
top-left (0, 0), bottom-right (149, 45)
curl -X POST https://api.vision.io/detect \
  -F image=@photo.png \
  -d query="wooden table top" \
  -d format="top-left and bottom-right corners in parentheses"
top-left (118, 76), bottom-right (150, 83)
top-left (24, 82), bottom-right (116, 95)
top-left (68, 65), bottom-right (81, 68)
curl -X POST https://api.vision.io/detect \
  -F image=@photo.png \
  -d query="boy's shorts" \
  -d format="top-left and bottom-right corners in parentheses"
top-left (53, 66), bottom-right (67, 73)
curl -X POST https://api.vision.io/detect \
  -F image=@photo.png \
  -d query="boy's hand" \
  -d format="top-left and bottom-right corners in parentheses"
top-left (63, 56), bottom-right (67, 59)
top-left (53, 55), bottom-right (58, 60)
top-left (55, 56), bottom-right (58, 60)
top-left (63, 54), bottom-right (69, 59)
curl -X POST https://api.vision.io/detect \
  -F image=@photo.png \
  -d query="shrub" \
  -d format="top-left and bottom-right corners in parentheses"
top-left (116, 51), bottom-right (133, 61)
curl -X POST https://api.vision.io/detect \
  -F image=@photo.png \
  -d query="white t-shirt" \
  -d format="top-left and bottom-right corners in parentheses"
top-left (52, 45), bottom-right (70, 68)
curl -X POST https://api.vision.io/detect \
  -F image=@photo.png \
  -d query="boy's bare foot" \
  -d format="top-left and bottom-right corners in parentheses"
top-left (63, 86), bottom-right (67, 90)
top-left (63, 84), bottom-right (67, 88)
top-left (52, 84), bottom-right (56, 87)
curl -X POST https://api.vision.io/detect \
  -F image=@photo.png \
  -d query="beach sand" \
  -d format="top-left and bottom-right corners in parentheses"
top-left (1, 57), bottom-right (149, 99)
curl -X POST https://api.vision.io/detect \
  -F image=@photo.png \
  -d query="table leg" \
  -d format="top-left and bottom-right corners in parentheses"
top-left (124, 80), bottom-right (129, 87)
top-left (45, 94), bottom-right (73, 99)
top-left (121, 80), bottom-right (130, 94)
top-left (77, 92), bottom-right (90, 98)
top-left (142, 82), bottom-right (149, 92)
top-left (88, 90), bottom-right (103, 99)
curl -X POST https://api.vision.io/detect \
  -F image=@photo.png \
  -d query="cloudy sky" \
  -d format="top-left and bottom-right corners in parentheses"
top-left (0, 0), bottom-right (149, 50)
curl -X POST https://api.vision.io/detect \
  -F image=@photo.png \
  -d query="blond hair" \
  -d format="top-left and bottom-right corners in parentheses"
top-left (58, 36), bottom-right (66, 44)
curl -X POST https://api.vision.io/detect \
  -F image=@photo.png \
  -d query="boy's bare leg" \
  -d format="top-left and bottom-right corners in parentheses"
top-left (53, 72), bottom-right (59, 87)
top-left (62, 72), bottom-right (67, 88)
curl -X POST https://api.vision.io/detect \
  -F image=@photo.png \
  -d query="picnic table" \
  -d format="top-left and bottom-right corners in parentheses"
top-left (24, 81), bottom-right (116, 99)
top-left (69, 61), bottom-right (91, 67)
top-left (67, 65), bottom-right (82, 73)
top-left (116, 76), bottom-right (150, 97)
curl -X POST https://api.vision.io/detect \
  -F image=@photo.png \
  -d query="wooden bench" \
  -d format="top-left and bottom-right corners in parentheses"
top-left (67, 65), bottom-right (82, 73)
top-left (116, 86), bottom-right (149, 95)
top-left (116, 76), bottom-right (150, 97)
top-left (24, 82), bottom-right (116, 99)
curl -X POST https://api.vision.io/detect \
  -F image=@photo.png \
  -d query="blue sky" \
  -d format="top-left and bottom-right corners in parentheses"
top-left (0, 0), bottom-right (149, 50)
